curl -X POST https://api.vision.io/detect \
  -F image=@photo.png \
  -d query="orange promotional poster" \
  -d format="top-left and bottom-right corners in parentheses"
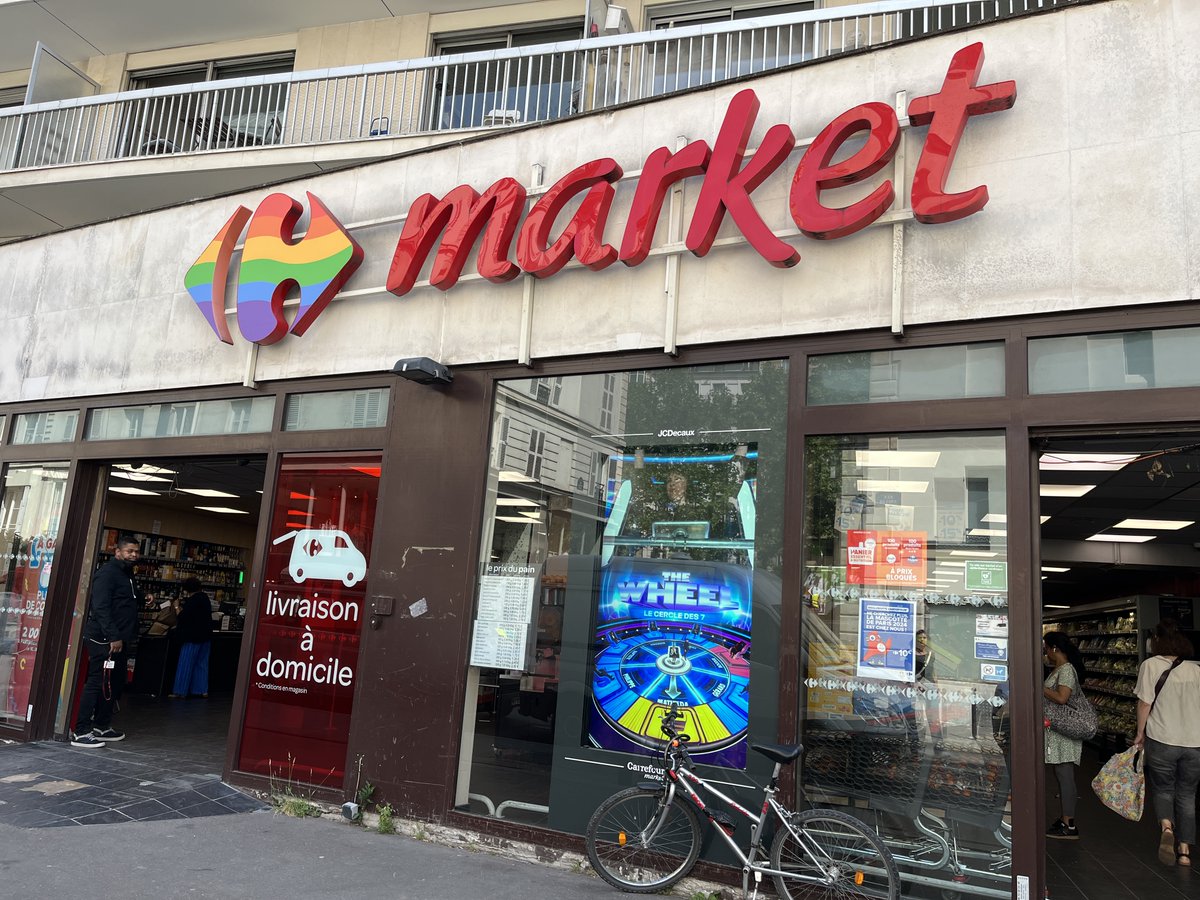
top-left (846, 530), bottom-right (927, 587)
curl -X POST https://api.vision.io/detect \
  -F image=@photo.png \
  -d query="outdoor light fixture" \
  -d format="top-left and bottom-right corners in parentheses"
top-left (392, 357), bottom-right (453, 386)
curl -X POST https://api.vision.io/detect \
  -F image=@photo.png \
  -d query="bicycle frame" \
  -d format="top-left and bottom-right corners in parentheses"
top-left (656, 758), bottom-right (860, 895)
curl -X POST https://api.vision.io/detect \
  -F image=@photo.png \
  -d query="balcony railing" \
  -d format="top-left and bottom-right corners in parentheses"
top-left (0, 0), bottom-right (1079, 173)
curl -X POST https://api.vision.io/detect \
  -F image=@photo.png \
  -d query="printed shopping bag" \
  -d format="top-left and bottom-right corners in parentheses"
top-left (1091, 746), bottom-right (1144, 821)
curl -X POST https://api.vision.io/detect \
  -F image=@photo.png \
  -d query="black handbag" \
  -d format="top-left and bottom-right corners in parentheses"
top-left (1045, 687), bottom-right (1098, 741)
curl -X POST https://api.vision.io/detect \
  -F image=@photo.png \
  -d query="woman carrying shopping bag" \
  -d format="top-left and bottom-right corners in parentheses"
top-left (1133, 620), bottom-right (1200, 868)
top-left (1044, 630), bottom-right (1087, 839)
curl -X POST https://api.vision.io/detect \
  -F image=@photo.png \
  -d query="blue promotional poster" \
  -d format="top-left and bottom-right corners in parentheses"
top-left (586, 443), bottom-right (756, 769)
top-left (856, 597), bottom-right (917, 683)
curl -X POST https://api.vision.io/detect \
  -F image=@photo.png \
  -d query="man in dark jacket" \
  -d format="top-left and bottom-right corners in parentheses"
top-left (71, 534), bottom-right (148, 748)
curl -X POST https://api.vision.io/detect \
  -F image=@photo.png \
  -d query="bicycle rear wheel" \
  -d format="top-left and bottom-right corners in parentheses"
top-left (770, 808), bottom-right (899, 900)
top-left (585, 786), bottom-right (702, 893)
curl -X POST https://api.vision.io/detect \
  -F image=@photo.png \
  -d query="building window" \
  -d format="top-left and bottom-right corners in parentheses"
top-left (1028, 325), bottom-right (1200, 394)
top-left (430, 20), bottom-right (584, 129)
top-left (282, 389), bottom-right (389, 432)
top-left (13, 411), bottom-right (78, 445)
top-left (0, 86), bottom-right (26, 108)
top-left (526, 428), bottom-right (546, 480)
top-left (807, 342), bottom-right (1005, 406)
top-left (123, 53), bottom-right (294, 155)
top-left (85, 397), bottom-right (273, 440)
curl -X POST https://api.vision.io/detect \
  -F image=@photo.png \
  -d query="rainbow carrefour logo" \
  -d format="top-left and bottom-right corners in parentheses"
top-left (184, 192), bottom-right (363, 345)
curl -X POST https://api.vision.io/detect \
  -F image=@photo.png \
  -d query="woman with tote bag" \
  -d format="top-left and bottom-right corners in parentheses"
top-left (1133, 620), bottom-right (1200, 868)
top-left (1043, 630), bottom-right (1088, 840)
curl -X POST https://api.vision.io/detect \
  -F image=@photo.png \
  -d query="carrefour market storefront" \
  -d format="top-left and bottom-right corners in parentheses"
top-left (2, 3), bottom-right (1199, 897)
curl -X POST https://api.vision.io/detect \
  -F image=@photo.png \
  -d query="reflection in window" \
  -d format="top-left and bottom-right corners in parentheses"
top-left (1028, 326), bottom-right (1200, 394)
top-left (808, 342), bottom-right (1005, 405)
top-left (85, 397), bottom-right (274, 440)
top-left (282, 389), bottom-right (389, 432)
top-left (458, 359), bottom-right (788, 831)
top-left (13, 411), bottom-right (78, 445)
top-left (0, 463), bottom-right (69, 726)
top-left (801, 432), bottom-right (1011, 897)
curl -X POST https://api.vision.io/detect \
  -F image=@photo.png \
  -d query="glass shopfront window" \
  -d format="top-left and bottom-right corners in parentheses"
top-left (0, 463), bottom-right (68, 727)
top-left (459, 360), bottom-right (787, 834)
top-left (801, 432), bottom-right (1011, 897)
top-left (1029, 325), bottom-right (1200, 394)
top-left (808, 342), bottom-right (1005, 405)
top-left (237, 455), bottom-right (381, 784)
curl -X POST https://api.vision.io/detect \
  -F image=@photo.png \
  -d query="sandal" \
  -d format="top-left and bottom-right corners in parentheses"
top-left (1159, 829), bottom-right (1176, 866)
top-left (1178, 845), bottom-right (1192, 868)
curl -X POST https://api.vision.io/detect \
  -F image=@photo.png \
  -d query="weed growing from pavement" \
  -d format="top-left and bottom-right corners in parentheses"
top-left (377, 803), bottom-right (396, 835)
top-left (267, 755), bottom-right (333, 818)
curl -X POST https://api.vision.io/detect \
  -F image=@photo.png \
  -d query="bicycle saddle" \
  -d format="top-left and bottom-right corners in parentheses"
top-left (750, 742), bottom-right (803, 764)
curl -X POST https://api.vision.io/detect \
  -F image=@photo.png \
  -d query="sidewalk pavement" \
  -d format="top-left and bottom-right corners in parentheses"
top-left (0, 808), bottom-right (628, 898)
top-left (0, 739), bottom-right (636, 898)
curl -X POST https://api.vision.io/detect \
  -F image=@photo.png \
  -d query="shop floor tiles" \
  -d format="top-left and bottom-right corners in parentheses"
top-left (0, 693), bottom-right (267, 828)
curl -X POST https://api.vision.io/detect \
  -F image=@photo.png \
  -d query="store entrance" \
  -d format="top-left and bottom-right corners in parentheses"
top-left (1037, 432), bottom-right (1200, 898)
top-left (72, 455), bottom-right (266, 774)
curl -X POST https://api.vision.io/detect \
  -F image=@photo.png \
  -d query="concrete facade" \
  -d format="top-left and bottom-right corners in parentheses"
top-left (1, 0), bottom-right (1188, 404)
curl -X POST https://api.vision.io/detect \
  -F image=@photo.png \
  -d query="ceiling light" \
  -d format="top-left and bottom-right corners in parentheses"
top-left (855, 451), bottom-right (941, 468)
top-left (1039, 484), bottom-right (1095, 498)
top-left (1041, 566), bottom-right (1071, 573)
top-left (109, 486), bottom-right (159, 496)
top-left (114, 463), bottom-right (176, 475)
top-left (856, 479), bottom-right (929, 493)
top-left (950, 550), bottom-right (998, 558)
top-left (1114, 518), bottom-right (1194, 530)
top-left (1040, 516), bottom-right (1051, 524)
top-left (110, 470), bottom-right (171, 483)
top-left (177, 488), bottom-right (239, 499)
top-left (496, 515), bottom-right (536, 523)
top-left (1038, 452), bottom-right (1138, 471)
top-left (195, 506), bottom-right (248, 515)
top-left (495, 498), bottom-right (540, 507)
top-left (1045, 604), bottom-right (1071, 609)
top-left (934, 561), bottom-right (966, 568)
top-left (968, 528), bottom-right (1007, 538)
top-left (498, 471), bottom-right (536, 482)
top-left (1086, 533), bottom-right (1155, 543)
top-left (981, 513), bottom-right (1007, 524)
top-left (518, 510), bottom-right (542, 519)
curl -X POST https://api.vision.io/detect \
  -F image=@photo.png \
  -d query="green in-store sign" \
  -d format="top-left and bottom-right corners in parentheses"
top-left (966, 560), bottom-right (1008, 591)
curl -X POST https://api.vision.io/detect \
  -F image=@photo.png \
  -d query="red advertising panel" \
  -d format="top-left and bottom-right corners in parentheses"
top-left (845, 529), bottom-right (927, 587)
top-left (237, 455), bottom-right (381, 783)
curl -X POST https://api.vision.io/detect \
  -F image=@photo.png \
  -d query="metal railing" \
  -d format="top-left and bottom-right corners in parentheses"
top-left (0, 0), bottom-right (1081, 173)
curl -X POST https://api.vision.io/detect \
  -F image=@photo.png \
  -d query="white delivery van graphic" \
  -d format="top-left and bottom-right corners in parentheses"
top-left (272, 529), bottom-right (367, 587)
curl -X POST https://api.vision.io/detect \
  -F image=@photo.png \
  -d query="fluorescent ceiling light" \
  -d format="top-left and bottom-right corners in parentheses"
top-left (498, 471), bottom-right (536, 482)
top-left (1045, 604), bottom-right (1071, 609)
top-left (495, 498), bottom-right (540, 507)
top-left (177, 488), bottom-right (239, 498)
top-left (1039, 452), bottom-right (1138, 471)
top-left (110, 470), bottom-right (171, 483)
top-left (856, 479), bottom-right (929, 493)
top-left (950, 550), bottom-right (998, 558)
top-left (195, 506), bottom-right (248, 515)
top-left (496, 515), bottom-right (536, 523)
top-left (1041, 566), bottom-right (1071, 573)
top-left (981, 513), bottom-right (1007, 524)
top-left (968, 528), bottom-right (1007, 538)
top-left (109, 486), bottom-right (159, 496)
top-left (1040, 516), bottom-right (1051, 524)
top-left (1086, 533), bottom-right (1155, 543)
top-left (855, 450), bottom-right (941, 468)
top-left (518, 510), bottom-right (541, 519)
top-left (114, 463), bottom-right (176, 475)
top-left (1114, 518), bottom-right (1194, 530)
top-left (1039, 484), bottom-right (1095, 498)
top-left (934, 561), bottom-right (966, 568)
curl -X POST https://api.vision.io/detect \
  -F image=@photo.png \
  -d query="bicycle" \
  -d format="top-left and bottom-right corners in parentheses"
top-left (585, 709), bottom-right (900, 899)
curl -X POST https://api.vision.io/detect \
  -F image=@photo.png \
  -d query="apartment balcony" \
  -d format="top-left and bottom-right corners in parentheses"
top-left (0, 0), bottom-right (1077, 243)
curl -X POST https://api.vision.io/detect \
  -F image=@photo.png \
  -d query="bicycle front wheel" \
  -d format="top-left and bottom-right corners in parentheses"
top-left (585, 786), bottom-right (702, 893)
top-left (770, 808), bottom-right (899, 900)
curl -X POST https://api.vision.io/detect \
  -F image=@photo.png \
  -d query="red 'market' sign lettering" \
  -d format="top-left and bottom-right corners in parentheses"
top-left (386, 42), bottom-right (1016, 297)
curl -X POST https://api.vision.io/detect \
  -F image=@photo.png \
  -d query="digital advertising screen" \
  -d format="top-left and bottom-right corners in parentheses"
top-left (585, 443), bottom-right (756, 769)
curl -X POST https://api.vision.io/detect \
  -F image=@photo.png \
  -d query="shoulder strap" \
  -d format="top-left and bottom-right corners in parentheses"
top-left (1149, 657), bottom-right (1185, 715)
